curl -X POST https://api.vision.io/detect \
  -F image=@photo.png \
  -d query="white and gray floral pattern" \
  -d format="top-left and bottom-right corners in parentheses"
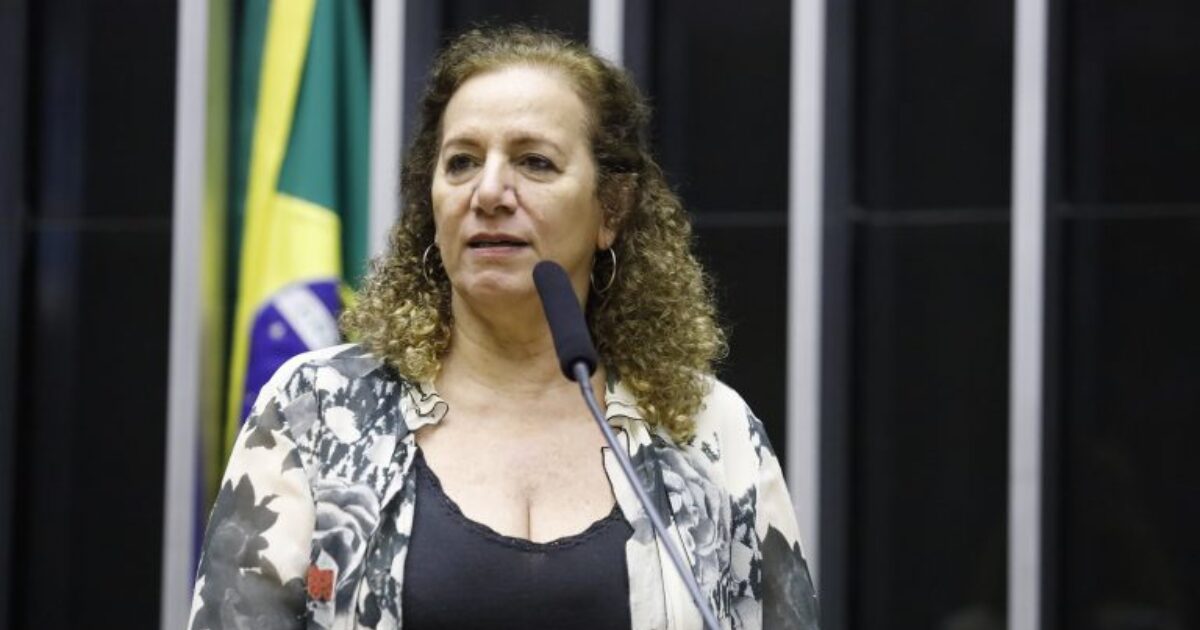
top-left (190, 344), bottom-right (819, 629)
top-left (656, 440), bottom-right (732, 617)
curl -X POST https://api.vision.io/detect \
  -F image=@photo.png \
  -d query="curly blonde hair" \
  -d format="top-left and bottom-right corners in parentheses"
top-left (342, 26), bottom-right (726, 441)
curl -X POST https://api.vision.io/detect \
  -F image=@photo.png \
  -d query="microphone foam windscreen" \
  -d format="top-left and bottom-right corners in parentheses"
top-left (532, 260), bottom-right (598, 381)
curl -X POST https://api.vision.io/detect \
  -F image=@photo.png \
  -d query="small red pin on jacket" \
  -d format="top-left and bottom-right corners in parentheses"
top-left (307, 565), bottom-right (334, 602)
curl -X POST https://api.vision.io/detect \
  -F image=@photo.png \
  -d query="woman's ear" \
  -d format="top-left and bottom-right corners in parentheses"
top-left (597, 224), bottom-right (617, 251)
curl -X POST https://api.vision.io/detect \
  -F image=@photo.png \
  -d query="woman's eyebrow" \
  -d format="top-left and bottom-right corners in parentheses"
top-left (440, 134), bottom-right (483, 152)
top-left (440, 130), bottom-right (568, 156)
top-left (509, 134), bottom-right (566, 156)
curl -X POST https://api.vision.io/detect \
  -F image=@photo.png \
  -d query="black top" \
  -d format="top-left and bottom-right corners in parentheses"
top-left (402, 450), bottom-right (634, 629)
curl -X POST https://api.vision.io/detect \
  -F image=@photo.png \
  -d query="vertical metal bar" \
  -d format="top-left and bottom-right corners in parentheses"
top-left (590, 0), bottom-right (625, 65)
top-left (370, 0), bottom-right (404, 252)
top-left (1009, 0), bottom-right (1048, 626)
top-left (161, 0), bottom-right (208, 627)
top-left (790, 0), bottom-right (825, 588)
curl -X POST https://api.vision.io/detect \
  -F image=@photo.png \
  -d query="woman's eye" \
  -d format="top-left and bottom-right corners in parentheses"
top-left (520, 154), bottom-right (557, 172)
top-left (446, 154), bottom-right (476, 173)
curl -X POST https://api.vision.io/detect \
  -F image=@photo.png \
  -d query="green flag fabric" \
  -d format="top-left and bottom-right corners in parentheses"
top-left (222, 0), bottom-right (370, 460)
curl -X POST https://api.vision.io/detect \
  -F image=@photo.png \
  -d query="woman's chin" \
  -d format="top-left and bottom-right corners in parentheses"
top-left (453, 273), bottom-right (537, 304)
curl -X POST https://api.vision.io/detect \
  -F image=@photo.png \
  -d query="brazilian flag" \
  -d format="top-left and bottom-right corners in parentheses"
top-left (224, 0), bottom-right (369, 456)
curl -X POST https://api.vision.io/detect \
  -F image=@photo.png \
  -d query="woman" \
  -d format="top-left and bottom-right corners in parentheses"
top-left (190, 26), bottom-right (818, 630)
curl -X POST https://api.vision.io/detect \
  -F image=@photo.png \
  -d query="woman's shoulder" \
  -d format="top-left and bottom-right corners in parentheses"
top-left (258, 343), bottom-right (403, 401)
top-left (246, 344), bottom-right (421, 488)
top-left (275, 342), bottom-right (392, 379)
top-left (683, 376), bottom-right (779, 482)
top-left (249, 343), bottom-right (415, 442)
top-left (695, 376), bottom-right (749, 419)
top-left (691, 376), bottom-right (766, 442)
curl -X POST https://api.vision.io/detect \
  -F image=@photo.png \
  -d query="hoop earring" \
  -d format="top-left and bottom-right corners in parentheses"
top-left (591, 248), bottom-right (617, 295)
top-left (422, 243), bottom-right (439, 285)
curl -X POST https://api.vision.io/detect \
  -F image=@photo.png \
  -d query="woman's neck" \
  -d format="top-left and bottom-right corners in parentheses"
top-left (440, 292), bottom-right (582, 401)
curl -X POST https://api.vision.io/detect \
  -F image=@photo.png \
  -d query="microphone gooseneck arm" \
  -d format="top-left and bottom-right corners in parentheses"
top-left (572, 361), bottom-right (723, 630)
top-left (532, 259), bottom-right (720, 630)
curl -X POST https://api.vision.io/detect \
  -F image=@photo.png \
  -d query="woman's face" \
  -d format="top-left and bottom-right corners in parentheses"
top-left (431, 65), bottom-right (613, 307)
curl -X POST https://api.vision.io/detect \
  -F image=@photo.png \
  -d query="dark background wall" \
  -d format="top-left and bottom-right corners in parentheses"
top-left (645, 0), bottom-right (792, 469)
top-left (0, 1), bottom-right (27, 627)
top-left (0, 0), bottom-right (177, 628)
top-left (821, 0), bottom-right (1014, 628)
top-left (818, 0), bottom-right (1200, 628)
top-left (1047, 1), bottom-right (1200, 628)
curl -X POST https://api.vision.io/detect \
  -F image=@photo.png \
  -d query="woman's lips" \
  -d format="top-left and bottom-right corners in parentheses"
top-left (466, 234), bottom-right (530, 256)
top-left (467, 241), bottom-right (528, 248)
top-left (466, 241), bottom-right (530, 257)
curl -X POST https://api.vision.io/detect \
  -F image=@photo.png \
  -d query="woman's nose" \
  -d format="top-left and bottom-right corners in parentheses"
top-left (472, 155), bottom-right (518, 215)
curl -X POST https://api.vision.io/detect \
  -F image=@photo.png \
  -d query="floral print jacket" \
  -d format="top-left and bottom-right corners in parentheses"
top-left (189, 344), bottom-right (819, 629)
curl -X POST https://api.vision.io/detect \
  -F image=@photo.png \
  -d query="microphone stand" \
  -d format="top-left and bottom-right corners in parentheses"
top-left (571, 362), bottom-right (722, 630)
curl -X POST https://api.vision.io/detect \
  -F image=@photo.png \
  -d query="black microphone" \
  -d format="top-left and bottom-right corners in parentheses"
top-left (532, 260), bottom-right (722, 630)
top-left (532, 260), bottom-right (598, 381)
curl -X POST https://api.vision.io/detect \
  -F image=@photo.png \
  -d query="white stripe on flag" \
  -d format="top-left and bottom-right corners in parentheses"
top-left (274, 284), bottom-right (341, 350)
